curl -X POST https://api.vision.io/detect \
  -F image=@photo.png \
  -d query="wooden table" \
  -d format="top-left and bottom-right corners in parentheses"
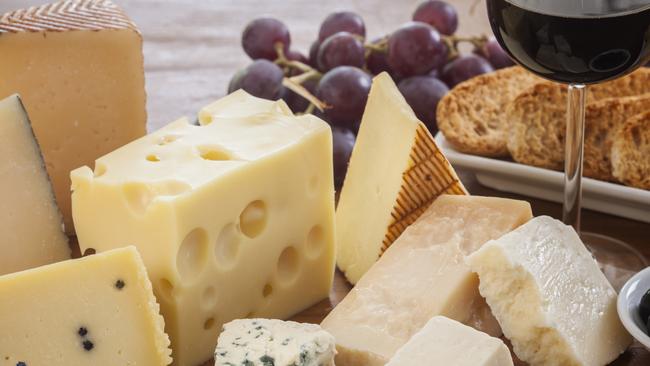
top-left (2, 1), bottom-right (648, 365)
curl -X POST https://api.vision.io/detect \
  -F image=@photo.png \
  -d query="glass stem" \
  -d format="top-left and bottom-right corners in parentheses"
top-left (563, 83), bottom-right (587, 232)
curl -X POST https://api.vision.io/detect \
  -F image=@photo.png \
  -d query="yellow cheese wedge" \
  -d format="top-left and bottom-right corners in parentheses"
top-left (386, 316), bottom-right (513, 366)
top-left (199, 90), bottom-right (294, 123)
top-left (321, 195), bottom-right (532, 366)
top-left (71, 92), bottom-right (335, 366)
top-left (0, 94), bottom-right (70, 275)
top-left (336, 72), bottom-right (467, 284)
top-left (0, 0), bottom-right (147, 233)
top-left (0, 246), bottom-right (171, 365)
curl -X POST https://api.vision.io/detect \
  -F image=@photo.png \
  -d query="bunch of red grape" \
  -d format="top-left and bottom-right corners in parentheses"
top-left (231, 1), bottom-right (514, 187)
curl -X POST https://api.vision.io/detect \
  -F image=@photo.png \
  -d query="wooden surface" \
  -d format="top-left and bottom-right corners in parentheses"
top-left (2, 0), bottom-right (649, 365)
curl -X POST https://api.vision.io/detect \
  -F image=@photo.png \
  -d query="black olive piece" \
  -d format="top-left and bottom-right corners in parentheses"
top-left (115, 279), bottom-right (125, 290)
top-left (82, 340), bottom-right (94, 351)
top-left (639, 289), bottom-right (650, 323)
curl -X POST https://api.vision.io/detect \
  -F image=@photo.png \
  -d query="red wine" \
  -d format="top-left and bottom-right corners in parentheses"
top-left (487, 0), bottom-right (650, 84)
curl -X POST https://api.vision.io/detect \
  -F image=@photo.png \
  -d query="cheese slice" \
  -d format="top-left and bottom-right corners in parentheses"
top-left (336, 72), bottom-right (466, 284)
top-left (71, 92), bottom-right (335, 366)
top-left (467, 216), bottom-right (632, 366)
top-left (0, 0), bottom-right (147, 233)
top-left (0, 94), bottom-right (70, 275)
top-left (386, 316), bottom-right (513, 366)
top-left (0, 246), bottom-right (171, 365)
top-left (321, 195), bottom-right (532, 366)
top-left (215, 319), bottom-right (336, 366)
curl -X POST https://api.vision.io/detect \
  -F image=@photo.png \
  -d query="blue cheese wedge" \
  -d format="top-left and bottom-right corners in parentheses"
top-left (214, 319), bottom-right (336, 366)
top-left (467, 216), bottom-right (632, 366)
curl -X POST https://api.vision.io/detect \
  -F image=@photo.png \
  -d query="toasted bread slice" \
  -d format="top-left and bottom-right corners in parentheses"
top-left (611, 111), bottom-right (650, 190)
top-left (507, 68), bottom-right (650, 177)
top-left (437, 66), bottom-right (541, 157)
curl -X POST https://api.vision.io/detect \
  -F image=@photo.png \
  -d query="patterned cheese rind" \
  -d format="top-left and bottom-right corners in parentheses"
top-left (0, 0), bottom-right (138, 33)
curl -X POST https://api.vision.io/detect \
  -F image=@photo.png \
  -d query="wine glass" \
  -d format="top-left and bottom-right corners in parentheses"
top-left (486, 0), bottom-right (650, 288)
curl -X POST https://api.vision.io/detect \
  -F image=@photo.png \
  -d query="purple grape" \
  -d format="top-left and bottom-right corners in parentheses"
top-left (283, 78), bottom-right (318, 113)
top-left (316, 66), bottom-right (372, 127)
top-left (397, 76), bottom-right (449, 134)
top-left (387, 22), bottom-right (448, 77)
top-left (412, 0), bottom-right (458, 36)
top-left (318, 11), bottom-right (366, 42)
top-left (475, 38), bottom-right (514, 69)
top-left (441, 55), bottom-right (494, 88)
top-left (286, 49), bottom-right (309, 64)
top-left (309, 40), bottom-right (321, 68)
top-left (366, 37), bottom-right (393, 75)
top-left (242, 17), bottom-right (291, 60)
top-left (317, 32), bottom-right (366, 72)
top-left (332, 127), bottom-right (356, 188)
top-left (228, 60), bottom-right (285, 100)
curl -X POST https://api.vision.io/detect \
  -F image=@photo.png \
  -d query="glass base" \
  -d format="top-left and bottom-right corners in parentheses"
top-left (583, 232), bottom-right (649, 291)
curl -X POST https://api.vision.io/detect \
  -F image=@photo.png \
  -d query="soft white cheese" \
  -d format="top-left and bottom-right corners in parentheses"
top-left (214, 319), bottom-right (336, 366)
top-left (467, 216), bottom-right (632, 366)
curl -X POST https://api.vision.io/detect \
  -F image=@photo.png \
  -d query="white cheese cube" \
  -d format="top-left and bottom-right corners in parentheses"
top-left (386, 316), bottom-right (513, 366)
top-left (215, 319), bottom-right (336, 366)
top-left (467, 216), bottom-right (632, 366)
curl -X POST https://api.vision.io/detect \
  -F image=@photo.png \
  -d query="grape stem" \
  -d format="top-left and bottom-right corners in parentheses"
top-left (273, 42), bottom-right (327, 112)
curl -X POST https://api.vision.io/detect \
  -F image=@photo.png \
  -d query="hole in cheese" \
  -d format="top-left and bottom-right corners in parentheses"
top-left (276, 246), bottom-right (301, 284)
top-left (198, 146), bottom-right (232, 161)
top-left (203, 317), bottom-right (215, 330)
top-left (214, 223), bottom-right (241, 269)
top-left (176, 228), bottom-right (209, 283)
top-left (306, 225), bottom-right (325, 259)
top-left (83, 248), bottom-right (96, 256)
top-left (157, 135), bottom-right (179, 146)
top-left (158, 278), bottom-right (175, 301)
top-left (240, 200), bottom-right (267, 238)
top-left (122, 183), bottom-right (153, 215)
top-left (202, 286), bottom-right (218, 310)
top-left (146, 154), bottom-right (161, 162)
top-left (93, 164), bottom-right (107, 178)
top-left (263, 283), bottom-right (273, 298)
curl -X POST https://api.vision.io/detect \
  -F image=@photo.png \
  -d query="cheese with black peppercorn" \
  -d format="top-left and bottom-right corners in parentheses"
top-left (0, 246), bottom-right (171, 365)
top-left (214, 319), bottom-right (336, 366)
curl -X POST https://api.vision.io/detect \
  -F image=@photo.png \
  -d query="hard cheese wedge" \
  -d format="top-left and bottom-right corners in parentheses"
top-left (386, 316), bottom-right (513, 366)
top-left (0, 94), bottom-right (69, 275)
top-left (215, 319), bottom-right (336, 366)
top-left (0, 0), bottom-right (147, 233)
top-left (0, 246), bottom-right (171, 365)
top-left (336, 72), bottom-right (467, 284)
top-left (468, 216), bottom-right (631, 366)
top-left (321, 195), bottom-right (532, 366)
top-left (71, 92), bottom-right (335, 366)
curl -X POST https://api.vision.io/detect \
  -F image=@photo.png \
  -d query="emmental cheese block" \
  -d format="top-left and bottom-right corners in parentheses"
top-left (0, 0), bottom-right (147, 233)
top-left (71, 92), bottom-right (335, 366)
top-left (0, 246), bottom-right (172, 365)
top-left (336, 72), bottom-right (467, 284)
top-left (386, 316), bottom-right (513, 366)
top-left (0, 94), bottom-right (70, 275)
top-left (214, 319), bottom-right (336, 366)
top-left (467, 216), bottom-right (632, 366)
top-left (321, 195), bottom-right (532, 366)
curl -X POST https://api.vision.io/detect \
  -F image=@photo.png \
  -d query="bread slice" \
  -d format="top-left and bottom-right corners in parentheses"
top-left (611, 111), bottom-right (650, 190)
top-left (507, 68), bottom-right (650, 177)
top-left (584, 95), bottom-right (650, 181)
top-left (437, 66), bottom-right (541, 157)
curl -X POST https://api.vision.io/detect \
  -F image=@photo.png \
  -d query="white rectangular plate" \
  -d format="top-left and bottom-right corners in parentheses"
top-left (435, 133), bottom-right (650, 223)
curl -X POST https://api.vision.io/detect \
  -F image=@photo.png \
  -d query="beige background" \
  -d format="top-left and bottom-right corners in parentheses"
top-left (1, 0), bottom-right (490, 130)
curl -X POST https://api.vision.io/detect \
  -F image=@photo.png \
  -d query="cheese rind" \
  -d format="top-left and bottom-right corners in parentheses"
top-left (322, 195), bottom-right (532, 366)
top-left (214, 319), bottom-right (336, 366)
top-left (0, 94), bottom-right (70, 275)
top-left (72, 93), bottom-right (335, 366)
top-left (386, 316), bottom-right (513, 366)
top-left (0, 0), bottom-right (147, 233)
top-left (0, 246), bottom-right (172, 365)
top-left (467, 216), bottom-right (632, 366)
top-left (336, 72), bottom-right (466, 284)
